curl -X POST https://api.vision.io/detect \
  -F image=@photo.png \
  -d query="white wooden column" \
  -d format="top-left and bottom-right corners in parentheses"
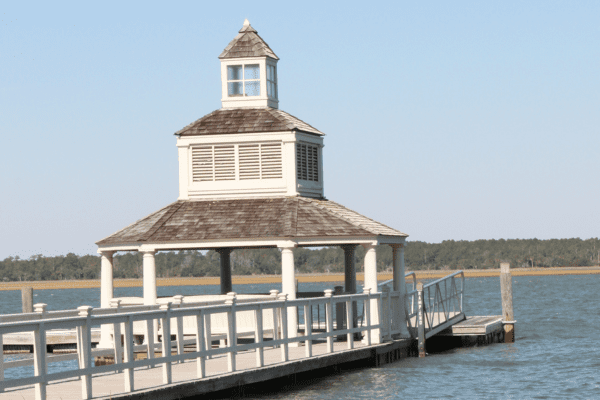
top-left (142, 250), bottom-right (157, 306)
top-left (280, 245), bottom-right (298, 345)
top-left (99, 250), bottom-right (114, 348)
top-left (362, 243), bottom-right (381, 344)
top-left (391, 243), bottom-right (411, 338)
top-left (142, 249), bottom-right (158, 344)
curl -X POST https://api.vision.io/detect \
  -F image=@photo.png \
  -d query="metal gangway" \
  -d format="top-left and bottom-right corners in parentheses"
top-left (406, 271), bottom-right (465, 339)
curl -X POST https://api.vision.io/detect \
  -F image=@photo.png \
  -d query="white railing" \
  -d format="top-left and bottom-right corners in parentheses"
top-left (406, 271), bottom-right (465, 339)
top-left (0, 288), bottom-right (389, 400)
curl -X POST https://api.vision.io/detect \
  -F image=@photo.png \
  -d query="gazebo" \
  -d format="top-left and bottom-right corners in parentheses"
top-left (96, 20), bottom-right (409, 348)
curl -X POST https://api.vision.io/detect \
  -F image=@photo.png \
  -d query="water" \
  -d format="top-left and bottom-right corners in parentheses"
top-left (1, 275), bottom-right (599, 399)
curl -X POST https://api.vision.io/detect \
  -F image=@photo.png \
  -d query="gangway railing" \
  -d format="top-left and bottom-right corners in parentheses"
top-left (405, 271), bottom-right (465, 339)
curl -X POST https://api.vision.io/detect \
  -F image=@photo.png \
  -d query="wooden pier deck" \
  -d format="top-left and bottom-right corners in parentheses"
top-left (0, 340), bottom-right (409, 400)
top-left (443, 315), bottom-right (504, 336)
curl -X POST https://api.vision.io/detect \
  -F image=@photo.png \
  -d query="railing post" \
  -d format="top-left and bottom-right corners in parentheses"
top-left (278, 293), bottom-right (289, 361)
top-left (110, 299), bottom-right (123, 365)
top-left (77, 306), bottom-right (93, 399)
top-left (362, 288), bottom-right (372, 346)
top-left (270, 290), bottom-right (280, 347)
top-left (500, 263), bottom-right (515, 343)
top-left (33, 303), bottom-right (48, 377)
top-left (160, 303), bottom-right (172, 384)
top-left (345, 297), bottom-right (354, 349)
top-left (324, 289), bottom-right (334, 353)
top-left (195, 309), bottom-right (206, 378)
top-left (34, 303), bottom-right (48, 318)
top-left (172, 295), bottom-right (185, 362)
top-left (203, 309), bottom-right (212, 359)
top-left (123, 314), bottom-right (134, 392)
top-left (304, 301), bottom-right (313, 357)
top-left (417, 282), bottom-right (426, 357)
top-left (225, 292), bottom-right (237, 372)
top-left (254, 304), bottom-right (264, 367)
top-left (33, 321), bottom-right (47, 400)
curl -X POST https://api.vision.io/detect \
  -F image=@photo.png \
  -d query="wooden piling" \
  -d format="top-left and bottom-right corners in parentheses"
top-left (500, 262), bottom-right (515, 343)
top-left (21, 287), bottom-right (33, 313)
top-left (417, 282), bottom-right (426, 357)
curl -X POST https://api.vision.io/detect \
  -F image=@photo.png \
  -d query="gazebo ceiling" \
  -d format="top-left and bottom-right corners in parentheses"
top-left (96, 197), bottom-right (407, 247)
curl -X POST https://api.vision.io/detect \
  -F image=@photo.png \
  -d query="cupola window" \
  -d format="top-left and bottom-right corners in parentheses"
top-left (267, 64), bottom-right (278, 99)
top-left (227, 64), bottom-right (260, 97)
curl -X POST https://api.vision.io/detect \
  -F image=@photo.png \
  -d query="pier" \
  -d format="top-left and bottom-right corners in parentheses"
top-left (0, 270), bottom-right (510, 400)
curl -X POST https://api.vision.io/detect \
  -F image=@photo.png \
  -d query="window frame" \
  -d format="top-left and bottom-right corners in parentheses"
top-left (266, 64), bottom-right (278, 100)
top-left (227, 64), bottom-right (261, 97)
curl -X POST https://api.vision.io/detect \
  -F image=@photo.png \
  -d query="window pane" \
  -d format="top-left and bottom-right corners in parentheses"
top-left (245, 81), bottom-right (260, 96)
top-left (228, 82), bottom-right (243, 96)
top-left (267, 82), bottom-right (272, 97)
top-left (267, 65), bottom-right (271, 80)
top-left (271, 66), bottom-right (277, 82)
top-left (244, 64), bottom-right (260, 80)
top-left (227, 65), bottom-right (242, 81)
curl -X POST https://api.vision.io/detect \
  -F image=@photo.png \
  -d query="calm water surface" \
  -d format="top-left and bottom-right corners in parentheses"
top-left (1, 275), bottom-right (599, 399)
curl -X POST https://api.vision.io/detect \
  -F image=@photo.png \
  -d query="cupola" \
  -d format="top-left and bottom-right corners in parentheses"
top-left (174, 20), bottom-right (325, 201)
top-left (219, 19), bottom-right (279, 109)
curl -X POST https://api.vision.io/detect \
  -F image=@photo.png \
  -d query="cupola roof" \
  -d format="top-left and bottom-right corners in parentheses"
top-left (175, 107), bottom-right (324, 137)
top-left (219, 19), bottom-right (279, 60)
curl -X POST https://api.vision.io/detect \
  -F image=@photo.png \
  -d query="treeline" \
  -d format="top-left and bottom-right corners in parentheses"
top-left (1, 238), bottom-right (599, 282)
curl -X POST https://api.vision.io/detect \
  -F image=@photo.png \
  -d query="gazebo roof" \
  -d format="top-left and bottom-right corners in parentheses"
top-left (96, 197), bottom-right (407, 247)
top-left (174, 108), bottom-right (324, 137)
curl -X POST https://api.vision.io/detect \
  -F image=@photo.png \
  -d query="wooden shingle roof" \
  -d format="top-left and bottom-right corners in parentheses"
top-left (96, 197), bottom-right (407, 246)
top-left (219, 20), bottom-right (278, 60)
top-left (175, 108), bottom-right (324, 137)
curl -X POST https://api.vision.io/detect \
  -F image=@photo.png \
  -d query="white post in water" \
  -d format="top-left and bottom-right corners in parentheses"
top-left (500, 262), bottom-right (515, 343)
top-left (99, 250), bottom-right (115, 348)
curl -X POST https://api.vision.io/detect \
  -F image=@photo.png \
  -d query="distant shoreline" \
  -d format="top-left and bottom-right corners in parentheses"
top-left (1, 266), bottom-right (598, 291)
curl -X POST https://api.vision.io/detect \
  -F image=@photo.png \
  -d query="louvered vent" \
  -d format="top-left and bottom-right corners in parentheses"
top-left (192, 145), bottom-right (235, 182)
top-left (239, 144), bottom-right (260, 180)
top-left (260, 143), bottom-right (283, 179)
top-left (192, 143), bottom-right (282, 182)
top-left (192, 146), bottom-right (214, 182)
top-left (214, 145), bottom-right (235, 181)
top-left (296, 143), bottom-right (319, 182)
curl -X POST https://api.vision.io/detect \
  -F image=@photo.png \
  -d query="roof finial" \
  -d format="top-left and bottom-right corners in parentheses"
top-left (243, 19), bottom-right (250, 27)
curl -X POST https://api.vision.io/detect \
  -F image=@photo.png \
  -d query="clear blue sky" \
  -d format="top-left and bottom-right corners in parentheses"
top-left (1, 1), bottom-right (599, 259)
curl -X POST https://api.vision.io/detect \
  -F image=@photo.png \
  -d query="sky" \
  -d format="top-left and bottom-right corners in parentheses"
top-left (1, 1), bottom-right (599, 259)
